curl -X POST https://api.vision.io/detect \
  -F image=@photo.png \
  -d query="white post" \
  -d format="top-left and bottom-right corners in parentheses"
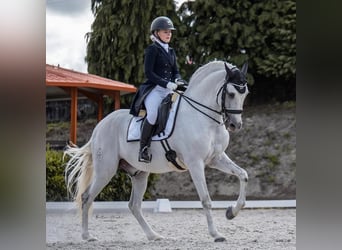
top-left (154, 199), bottom-right (172, 213)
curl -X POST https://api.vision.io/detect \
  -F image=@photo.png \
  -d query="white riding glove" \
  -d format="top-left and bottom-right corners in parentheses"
top-left (166, 82), bottom-right (177, 91)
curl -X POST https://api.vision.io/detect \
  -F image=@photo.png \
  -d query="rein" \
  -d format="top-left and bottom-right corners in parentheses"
top-left (176, 90), bottom-right (223, 124)
top-left (175, 80), bottom-right (246, 125)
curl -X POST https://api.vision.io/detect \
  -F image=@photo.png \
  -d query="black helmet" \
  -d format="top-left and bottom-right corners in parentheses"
top-left (150, 16), bottom-right (176, 33)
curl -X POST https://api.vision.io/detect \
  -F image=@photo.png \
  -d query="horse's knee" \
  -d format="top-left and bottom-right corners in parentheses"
top-left (128, 196), bottom-right (140, 215)
top-left (129, 203), bottom-right (141, 216)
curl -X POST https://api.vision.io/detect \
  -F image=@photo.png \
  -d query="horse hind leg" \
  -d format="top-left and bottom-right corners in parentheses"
top-left (80, 161), bottom-right (119, 241)
top-left (79, 186), bottom-right (97, 241)
top-left (128, 170), bottom-right (164, 241)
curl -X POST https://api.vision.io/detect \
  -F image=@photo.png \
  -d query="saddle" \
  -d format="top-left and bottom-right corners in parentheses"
top-left (127, 93), bottom-right (187, 171)
top-left (127, 93), bottom-right (179, 141)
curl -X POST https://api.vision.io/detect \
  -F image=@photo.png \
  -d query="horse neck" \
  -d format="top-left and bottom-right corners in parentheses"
top-left (185, 70), bottom-right (224, 111)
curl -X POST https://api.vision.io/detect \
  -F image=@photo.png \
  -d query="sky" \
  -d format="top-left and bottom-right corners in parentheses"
top-left (46, 0), bottom-right (187, 74)
top-left (46, 0), bottom-right (94, 73)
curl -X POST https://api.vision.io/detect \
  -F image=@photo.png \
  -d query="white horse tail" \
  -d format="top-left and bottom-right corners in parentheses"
top-left (64, 139), bottom-right (93, 210)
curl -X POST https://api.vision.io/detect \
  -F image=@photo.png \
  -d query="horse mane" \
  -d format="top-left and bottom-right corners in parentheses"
top-left (189, 60), bottom-right (236, 85)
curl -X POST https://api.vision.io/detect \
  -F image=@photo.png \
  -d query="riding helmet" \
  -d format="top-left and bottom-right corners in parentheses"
top-left (150, 16), bottom-right (176, 33)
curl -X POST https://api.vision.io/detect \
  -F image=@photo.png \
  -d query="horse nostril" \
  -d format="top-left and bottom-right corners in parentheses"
top-left (229, 122), bottom-right (242, 131)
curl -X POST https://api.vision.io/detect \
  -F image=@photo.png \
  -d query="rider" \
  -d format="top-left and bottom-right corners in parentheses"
top-left (129, 16), bottom-right (187, 163)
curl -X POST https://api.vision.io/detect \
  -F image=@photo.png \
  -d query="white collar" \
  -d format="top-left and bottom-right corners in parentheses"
top-left (155, 39), bottom-right (169, 52)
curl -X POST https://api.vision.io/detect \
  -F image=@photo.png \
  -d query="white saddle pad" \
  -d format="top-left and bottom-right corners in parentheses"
top-left (127, 96), bottom-right (180, 142)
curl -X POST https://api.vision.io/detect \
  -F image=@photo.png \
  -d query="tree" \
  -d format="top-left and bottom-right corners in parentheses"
top-left (252, 0), bottom-right (296, 79)
top-left (176, 0), bottom-right (253, 81)
top-left (85, 0), bottom-right (296, 104)
top-left (176, 0), bottom-right (296, 83)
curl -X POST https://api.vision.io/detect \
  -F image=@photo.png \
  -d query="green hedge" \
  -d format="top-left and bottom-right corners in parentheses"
top-left (46, 146), bottom-right (158, 201)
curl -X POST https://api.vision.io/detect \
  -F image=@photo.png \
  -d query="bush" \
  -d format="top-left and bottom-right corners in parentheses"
top-left (46, 146), bottom-right (69, 201)
top-left (46, 146), bottom-right (158, 201)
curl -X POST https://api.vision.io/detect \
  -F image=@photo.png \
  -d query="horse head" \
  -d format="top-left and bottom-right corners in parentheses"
top-left (222, 62), bottom-right (249, 132)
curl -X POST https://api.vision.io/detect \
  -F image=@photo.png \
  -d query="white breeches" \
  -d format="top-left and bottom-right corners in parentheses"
top-left (144, 85), bottom-right (172, 125)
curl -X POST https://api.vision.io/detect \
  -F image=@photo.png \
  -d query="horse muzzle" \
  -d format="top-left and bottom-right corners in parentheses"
top-left (226, 120), bottom-right (242, 132)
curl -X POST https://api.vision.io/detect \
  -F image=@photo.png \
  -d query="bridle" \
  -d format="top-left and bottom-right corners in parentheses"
top-left (216, 71), bottom-right (247, 122)
top-left (175, 72), bottom-right (247, 125)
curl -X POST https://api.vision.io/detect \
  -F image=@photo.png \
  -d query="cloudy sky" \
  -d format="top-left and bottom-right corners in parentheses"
top-left (46, 0), bottom-right (186, 73)
top-left (46, 0), bottom-right (93, 73)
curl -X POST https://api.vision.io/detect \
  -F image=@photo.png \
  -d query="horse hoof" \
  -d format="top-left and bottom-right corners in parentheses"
top-left (214, 237), bottom-right (226, 242)
top-left (87, 236), bottom-right (98, 242)
top-left (226, 206), bottom-right (235, 220)
top-left (82, 233), bottom-right (98, 241)
top-left (148, 234), bottom-right (164, 241)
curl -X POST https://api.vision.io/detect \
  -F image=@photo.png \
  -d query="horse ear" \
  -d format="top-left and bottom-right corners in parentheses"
top-left (224, 63), bottom-right (233, 78)
top-left (241, 62), bottom-right (248, 75)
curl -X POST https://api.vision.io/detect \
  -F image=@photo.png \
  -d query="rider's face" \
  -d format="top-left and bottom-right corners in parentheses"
top-left (157, 29), bottom-right (172, 43)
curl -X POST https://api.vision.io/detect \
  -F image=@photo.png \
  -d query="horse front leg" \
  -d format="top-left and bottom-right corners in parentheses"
top-left (209, 153), bottom-right (248, 219)
top-left (188, 161), bottom-right (226, 242)
top-left (128, 171), bottom-right (164, 241)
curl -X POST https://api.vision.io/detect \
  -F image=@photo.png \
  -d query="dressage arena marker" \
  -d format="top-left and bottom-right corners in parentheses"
top-left (154, 199), bottom-right (172, 213)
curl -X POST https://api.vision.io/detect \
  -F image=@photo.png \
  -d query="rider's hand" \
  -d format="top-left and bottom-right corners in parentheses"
top-left (167, 82), bottom-right (178, 91)
top-left (175, 78), bottom-right (188, 85)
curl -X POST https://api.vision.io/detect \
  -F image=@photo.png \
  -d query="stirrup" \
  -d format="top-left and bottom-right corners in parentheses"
top-left (138, 146), bottom-right (152, 163)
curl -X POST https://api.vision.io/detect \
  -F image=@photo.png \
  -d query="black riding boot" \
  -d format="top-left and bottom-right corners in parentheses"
top-left (139, 119), bottom-right (154, 163)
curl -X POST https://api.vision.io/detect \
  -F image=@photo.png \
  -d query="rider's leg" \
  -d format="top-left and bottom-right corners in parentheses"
top-left (139, 118), bottom-right (154, 163)
top-left (139, 86), bottom-right (170, 163)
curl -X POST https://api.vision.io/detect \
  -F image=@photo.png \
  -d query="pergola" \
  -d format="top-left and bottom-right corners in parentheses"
top-left (46, 64), bottom-right (137, 144)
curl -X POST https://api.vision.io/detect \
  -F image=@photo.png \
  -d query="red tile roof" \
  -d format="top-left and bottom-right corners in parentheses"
top-left (46, 64), bottom-right (137, 92)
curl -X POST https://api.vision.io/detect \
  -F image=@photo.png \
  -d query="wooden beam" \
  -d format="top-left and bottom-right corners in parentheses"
top-left (114, 91), bottom-right (120, 110)
top-left (60, 86), bottom-right (71, 95)
top-left (70, 87), bottom-right (78, 144)
top-left (78, 89), bottom-right (101, 102)
top-left (98, 95), bottom-right (103, 121)
top-left (78, 88), bottom-right (104, 121)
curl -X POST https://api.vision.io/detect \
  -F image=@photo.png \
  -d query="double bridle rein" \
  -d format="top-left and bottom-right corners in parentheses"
top-left (175, 76), bottom-right (247, 125)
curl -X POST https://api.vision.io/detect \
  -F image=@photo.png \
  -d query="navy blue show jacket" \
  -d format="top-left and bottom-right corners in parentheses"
top-left (144, 42), bottom-right (181, 88)
top-left (129, 42), bottom-right (181, 116)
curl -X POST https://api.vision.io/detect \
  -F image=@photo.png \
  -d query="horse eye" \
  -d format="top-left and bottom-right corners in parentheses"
top-left (228, 92), bottom-right (235, 98)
